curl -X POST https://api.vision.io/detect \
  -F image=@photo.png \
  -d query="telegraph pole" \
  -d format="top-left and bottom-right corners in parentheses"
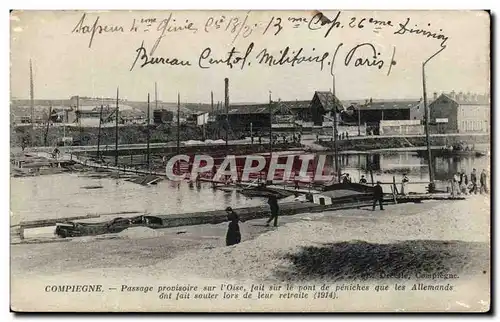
top-left (97, 104), bottom-right (104, 160)
top-left (422, 46), bottom-right (446, 191)
top-left (114, 87), bottom-right (119, 166)
top-left (146, 93), bottom-right (151, 170)
top-left (332, 75), bottom-right (340, 182)
top-left (177, 92), bottom-right (180, 155)
top-left (224, 78), bottom-right (229, 149)
top-left (269, 91), bottom-right (273, 159)
top-left (29, 59), bottom-right (34, 146)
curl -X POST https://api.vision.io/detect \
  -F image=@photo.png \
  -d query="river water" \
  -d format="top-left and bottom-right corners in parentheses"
top-left (11, 149), bottom-right (490, 223)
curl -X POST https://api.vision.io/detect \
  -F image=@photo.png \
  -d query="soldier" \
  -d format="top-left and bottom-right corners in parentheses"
top-left (470, 168), bottom-right (478, 194)
top-left (372, 181), bottom-right (384, 211)
top-left (266, 195), bottom-right (280, 227)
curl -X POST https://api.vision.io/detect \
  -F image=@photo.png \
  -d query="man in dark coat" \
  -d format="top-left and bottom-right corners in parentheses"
top-left (225, 207), bottom-right (241, 246)
top-left (372, 181), bottom-right (384, 211)
top-left (470, 168), bottom-right (478, 194)
top-left (266, 195), bottom-right (280, 227)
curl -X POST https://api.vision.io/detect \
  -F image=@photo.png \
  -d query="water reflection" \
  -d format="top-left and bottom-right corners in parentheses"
top-left (10, 151), bottom-right (489, 223)
top-left (322, 151), bottom-right (489, 193)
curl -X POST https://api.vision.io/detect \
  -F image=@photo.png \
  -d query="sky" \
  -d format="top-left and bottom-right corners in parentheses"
top-left (10, 10), bottom-right (490, 104)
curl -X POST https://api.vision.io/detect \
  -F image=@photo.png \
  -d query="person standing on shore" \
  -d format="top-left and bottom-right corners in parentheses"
top-left (266, 195), bottom-right (280, 227)
top-left (359, 175), bottom-right (367, 184)
top-left (480, 169), bottom-right (488, 194)
top-left (460, 171), bottom-right (469, 195)
top-left (451, 172), bottom-right (460, 196)
top-left (470, 168), bottom-right (478, 194)
top-left (225, 207), bottom-right (241, 246)
top-left (401, 174), bottom-right (409, 196)
top-left (372, 181), bottom-right (384, 211)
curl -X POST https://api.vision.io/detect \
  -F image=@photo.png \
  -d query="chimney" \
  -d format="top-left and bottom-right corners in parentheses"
top-left (433, 92), bottom-right (438, 100)
top-left (450, 90), bottom-right (456, 100)
top-left (224, 78), bottom-right (229, 115)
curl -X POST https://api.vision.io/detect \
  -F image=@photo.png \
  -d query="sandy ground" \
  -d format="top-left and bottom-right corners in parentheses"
top-left (10, 195), bottom-right (491, 312)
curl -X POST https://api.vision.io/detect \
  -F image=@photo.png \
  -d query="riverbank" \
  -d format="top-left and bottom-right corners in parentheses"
top-left (11, 194), bottom-right (490, 312)
top-left (318, 133), bottom-right (490, 152)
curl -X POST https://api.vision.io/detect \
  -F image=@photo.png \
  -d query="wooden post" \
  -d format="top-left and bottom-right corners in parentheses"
top-left (44, 103), bottom-right (52, 146)
top-left (177, 92), bottom-right (180, 156)
top-left (224, 78), bottom-right (229, 149)
top-left (269, 91), bottom-right (273, 159)
top-left (392, 176), bottom-right (398, 204)
top-left (146, 93), bottom-right (151, 170)
top-left (114, 88), bottom-right (119, 166)
top-left (97, 104), bottom-right (104, 160)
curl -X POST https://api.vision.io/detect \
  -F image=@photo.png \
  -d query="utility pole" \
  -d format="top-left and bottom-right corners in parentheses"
top-left (332, 75), bottom-right (340, 182)
top-left (155, 82), bottom-right (158, 112)
top-left (358, 101), bottom-right (364, 136)
top-left (422, 46), bottom-right (446, 192)
top-left (211, 91), bottom-right (214, 114)
top-left (224, 78), bottom-right (229, 149)
top-left (77, 95), bottom-right (82, 145)
top-left (269, 91), bottom-right (273, 159)
top-left (250, 122), bottom-right (253, 145)
top-left (44, 103), bottom-right (52, 146)
top-left (114, 88), bottom-right (119, 166)
top-left (97, 104), bottom-right (104, 160)
top-left (29, 59), bottom-right (34, 146)
top-left (147, 93), bottom-right (151, 170)
top-left (177, 92), bottom-right (180, 155)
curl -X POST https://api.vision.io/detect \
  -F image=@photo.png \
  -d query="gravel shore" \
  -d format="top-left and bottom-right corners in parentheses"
top-left (11, 194), bottom-right (490, 312)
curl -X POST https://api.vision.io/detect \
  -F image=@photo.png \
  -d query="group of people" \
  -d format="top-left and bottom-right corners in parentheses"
top-left (444, 142), bottom-right (475, 152)
top-left (224, 195), bottom-right (280, 247)
top-left (269, 133), bottom-right (301, 145)
top-left (451, 168), bottom-right (488, 196)
top-left (338, 131), bottom-right (350, 141)
top-left (316, 131), bottom-right (351, 142)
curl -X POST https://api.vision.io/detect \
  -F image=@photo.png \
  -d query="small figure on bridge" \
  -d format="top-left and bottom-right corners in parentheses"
top-left (51, 147), bottom-right (60, 160)
top-left (342, 173), bottom-right (352, 184)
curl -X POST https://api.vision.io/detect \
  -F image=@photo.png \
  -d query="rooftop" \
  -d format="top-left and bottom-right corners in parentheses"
top-left (347, 99), bottom-right (421, 110)
top-left (313, 91), bottom-right (343, 112)
top-left (441, 93), bottom-right (490, 105)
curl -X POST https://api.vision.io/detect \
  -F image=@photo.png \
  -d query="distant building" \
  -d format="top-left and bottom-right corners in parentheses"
top-left (345, 99), bottom-right (421, 125)
top-left (153, 109), bottom-right (174, 124)
top-left (216, 104), bottom-right (272, 131)
top-left (278, 100), bottom-right (311, 122)
top-left (74, 105), bottom-right (144, 127)
top-left (310, 91), bottom-right (343, 126)
top-left (429, 92), bottom-right (490, 134)
top-left (379, 120), bottom-right (424, 136)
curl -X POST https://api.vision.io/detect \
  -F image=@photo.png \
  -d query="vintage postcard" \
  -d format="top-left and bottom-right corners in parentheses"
top-left (10, 10), bottom-right (491, 312)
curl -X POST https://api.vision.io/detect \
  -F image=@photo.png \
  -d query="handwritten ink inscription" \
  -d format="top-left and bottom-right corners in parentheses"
top-left (71, 11), bottom-right (449, 75)
top-left (130, 41), bottom-right (398, 77)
